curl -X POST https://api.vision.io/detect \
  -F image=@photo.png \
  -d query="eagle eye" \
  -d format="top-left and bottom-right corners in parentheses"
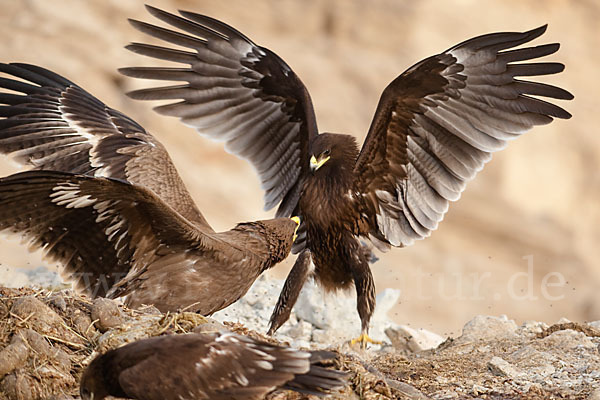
top-left (323, 149), bottom-right (331, 156)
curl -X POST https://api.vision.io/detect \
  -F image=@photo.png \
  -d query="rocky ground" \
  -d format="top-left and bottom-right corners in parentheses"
top-left (1, 0), bottom-right (600, 335)
top-left (0, 1), bottom-right (599, 399)
top-left (1, 277), bottom-right (599, 399)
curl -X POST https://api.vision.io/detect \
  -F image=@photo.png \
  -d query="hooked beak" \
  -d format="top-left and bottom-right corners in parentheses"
top-left (291, 216), bottom-right (300, 242)
top-left (310, 155), bottom-right (330, 172)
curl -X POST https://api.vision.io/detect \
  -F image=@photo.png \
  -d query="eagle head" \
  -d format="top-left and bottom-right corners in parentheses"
top-left (309, 133), bottom-right (359, 176)
top-left (80, 355), bottom-right (111, 400)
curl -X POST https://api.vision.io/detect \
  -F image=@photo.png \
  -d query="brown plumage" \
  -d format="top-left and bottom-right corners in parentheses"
top-left (120, 6), bottom-right (573, 343)
top-left (0, 64), bottom-right (299, 314)
top-left (80, 332), bottom-right (347, 400)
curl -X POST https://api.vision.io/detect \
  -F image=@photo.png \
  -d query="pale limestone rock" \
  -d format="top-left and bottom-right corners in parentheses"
top-left (385, 325), bottom-right (445, 352)
top-left (487, 356), bottom-right (523, 378)
top-left (459, 315), bottom-right (518, 342)
top-left (519, 320), bottom-right (549, 335)
top-left (91, 298), bottom-right (123, 332)
top-left (540, 329), bottom-right (596, 350)
top-left (587, 388), bottom-right (600, 400)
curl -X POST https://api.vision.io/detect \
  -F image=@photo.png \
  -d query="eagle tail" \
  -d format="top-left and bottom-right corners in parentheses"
top-left (283, 350), bottom-right (348, 396)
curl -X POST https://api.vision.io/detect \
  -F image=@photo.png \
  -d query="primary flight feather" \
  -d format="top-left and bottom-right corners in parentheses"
top-left (121, 5), bottom-right (573, 345)
top-left (0, 63), bottom-right (300, 315)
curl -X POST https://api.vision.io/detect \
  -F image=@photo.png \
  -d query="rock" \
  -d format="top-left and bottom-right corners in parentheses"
top-left (10, 296), bottom-right (82, 344)
top-left (459, 315), bottom-right (518, 342)
top-left (507, 345), bottom-right (558, 382)
top-left (311, 328), bottom-right (349, 346)
top-left (540, 329), bottom-right (596, 350)
top-left (193, 318), bottom-right (228, 334)
top-left (0, 333), bottom-right (29, 378)
top-left (212, 274), bottom-right (280, 334)
top-left (311, 329), bottom-right (329, 344)
top-left (21, 266), bottom-right (64, 288)
top-left (48, 293), bottom-right (67, 312)
top-left (16, 329), bottom-right (71, 370)
top-left (135, 304), bottom-right (162, 315)
top-left (294, 282), bottom-right (401, 344)
top-left (372, 289), bottom-right (401, 320)
top-left (213, 274), bottom-right (409, 347)
top-left (0, 373), bottom-right (34, 400)
top-left (293, 279), bottom-right (355, 332)
top-left (431, 389), bottom-right (458, 399)
top-left (292, 339), bottom-right (312, 349)
top-left (386, 380), bottom-right (430, 399)
top-left (385, 325), bottom-right (445, 352)
top-left (471, 384), bottom-right (490, 395)
top-left (71, 309), bottom-right (97, 339)
top-left (587, 388), bottom-right (600, 400)
top-left (91, 297), bottom-right (123, 332)
top-left (285, 319), bottom-right (313, 341)
top-left (94, 313), bottom-right (163, 353)
top-left (587, 320), bottom-right (600, 330)
top-left (0, 268), bottom-right (29, 288)
top-left (487, 356), bottom-right (523, 378)
top-left (0, 300), bottom-right (8, 319)
top-left (0, 266), bottom-right (64, 290)
top-left (519, 320), bottom-right (549, 335)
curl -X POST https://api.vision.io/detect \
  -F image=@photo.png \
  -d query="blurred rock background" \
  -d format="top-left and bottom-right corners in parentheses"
top-left (0, 0), bottom-right (597, 335)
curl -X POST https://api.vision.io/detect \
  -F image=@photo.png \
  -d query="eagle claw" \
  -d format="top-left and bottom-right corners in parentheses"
top-left (350, 333), bottom-right (381, 348)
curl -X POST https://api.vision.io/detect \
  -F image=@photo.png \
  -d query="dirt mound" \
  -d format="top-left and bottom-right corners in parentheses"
top-left (1, 287), bottom-right (599, 399)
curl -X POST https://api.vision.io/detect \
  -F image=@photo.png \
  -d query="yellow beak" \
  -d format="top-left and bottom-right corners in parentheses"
top-left (291, 216), bottom-right (300, 242)
top-left (310, 155), bottom-right (330, 172)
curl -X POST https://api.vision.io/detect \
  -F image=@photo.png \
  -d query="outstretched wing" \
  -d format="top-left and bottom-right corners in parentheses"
top-left (120, 5), bottom-right (317, 217)
top-left (0, 170), bottom-right (221, 297)
top-left (0, 63), bottom-right (210, 228)
top-left (353, 26), bottom-right (572, 248)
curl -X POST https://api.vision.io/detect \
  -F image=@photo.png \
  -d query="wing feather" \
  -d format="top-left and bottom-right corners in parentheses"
top-left (0, 63), bottom-right (211, 228)
top-left (122, 5), bottom-right (317, 217)
top-left (0, 171), bottom-right (219, 298)
top-left (354, 25), bottom-right (572, 247)
top-left (112, 333), bottom-right (344, 400)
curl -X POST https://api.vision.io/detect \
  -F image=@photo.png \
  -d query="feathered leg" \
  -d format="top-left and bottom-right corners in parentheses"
top-left (268, 250), bottom-right (312, 335)
top-left (349, 256), bottom-right (379, 348)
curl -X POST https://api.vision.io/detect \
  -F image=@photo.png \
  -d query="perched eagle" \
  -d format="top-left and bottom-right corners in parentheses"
top-left (0, 64), bottom-right (300, 315)
top-left (120, 6), bottom-right (573, 345)
top-left (80, 332), bottom-right (347, 400)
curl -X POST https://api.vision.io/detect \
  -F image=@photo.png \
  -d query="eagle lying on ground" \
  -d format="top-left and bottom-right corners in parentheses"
top-left (121, 6), bottom-right (573, 346)
top-left (0, 64), bottom-right (299, 315)
top-left (80, 332), bottom-right (347, 400)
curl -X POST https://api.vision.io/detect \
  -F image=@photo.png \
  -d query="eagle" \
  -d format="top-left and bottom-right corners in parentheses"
top-left (80, 332), bottom-right (347, 400)
top-left (120, 6), bottom-right (573, 345)
top-left (0, 63), bottom-right (300, 315)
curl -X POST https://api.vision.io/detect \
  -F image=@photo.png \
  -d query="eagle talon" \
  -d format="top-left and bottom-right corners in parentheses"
top-left (350, 333), bottom-right (381, 348)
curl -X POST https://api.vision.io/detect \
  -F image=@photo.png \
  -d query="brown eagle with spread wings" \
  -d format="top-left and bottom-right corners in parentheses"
top-left (0, 63), bottom-right (299, 315)
top-left (80, 332), bottom-right (347, 400)
top-left (120, 6), bottom-right (573, 345)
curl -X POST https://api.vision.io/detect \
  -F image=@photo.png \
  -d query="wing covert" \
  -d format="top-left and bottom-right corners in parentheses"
top-left (0, 63), bottom-right (210, 228)
top-left (0, 171), bottom-right (220, 297)
top-left (120, 5), bottom-right (317, 217)
top-left (116, 333), bottom-right (310, 400)
top-left (354, 25), bottom-right (573, 248)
